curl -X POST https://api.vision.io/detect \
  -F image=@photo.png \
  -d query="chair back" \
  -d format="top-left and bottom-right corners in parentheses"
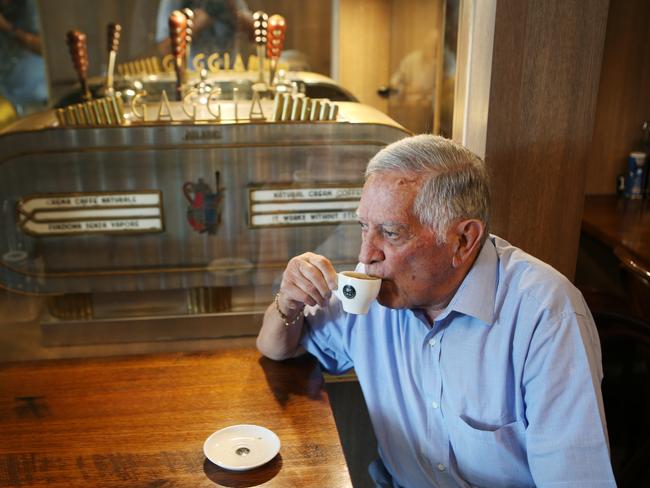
top-left (594, 311), bottom-right (650, 487)
top-left (614, 246), bottom-right (650, 319)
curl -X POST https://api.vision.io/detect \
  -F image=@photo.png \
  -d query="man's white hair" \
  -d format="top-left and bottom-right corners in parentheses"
top-left (365, 134), bottom-right (490, 244)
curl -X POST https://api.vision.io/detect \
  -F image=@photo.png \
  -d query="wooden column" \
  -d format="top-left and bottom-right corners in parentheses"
top-left (485, 0), bottom-right (609, 279)
top-left (337, 0), bottom-right (391, 113)
top-left (586, 0), bottom-right (650, 195)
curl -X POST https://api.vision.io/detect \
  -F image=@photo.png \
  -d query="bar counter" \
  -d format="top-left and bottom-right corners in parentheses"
top-left (581, 194), bottom-right (650, 271)
top-left (0, 348), bottom-right (353, 487)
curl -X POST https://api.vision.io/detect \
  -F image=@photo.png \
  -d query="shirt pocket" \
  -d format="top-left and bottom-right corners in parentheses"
top-left (447, 415), bottom-right (533, 487)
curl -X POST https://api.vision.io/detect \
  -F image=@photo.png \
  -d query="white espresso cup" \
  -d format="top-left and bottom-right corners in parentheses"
top-left (334, 271), bottom-right (382, 314)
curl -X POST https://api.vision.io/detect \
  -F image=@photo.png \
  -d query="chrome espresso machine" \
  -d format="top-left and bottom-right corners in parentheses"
top-left (0, 10), bottom-right (408, 346)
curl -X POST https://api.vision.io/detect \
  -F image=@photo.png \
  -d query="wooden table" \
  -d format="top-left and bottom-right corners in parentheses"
top-left (582, 194), bottom-right (650, 271)
top-left (0, 348), bottom-right (353, 487)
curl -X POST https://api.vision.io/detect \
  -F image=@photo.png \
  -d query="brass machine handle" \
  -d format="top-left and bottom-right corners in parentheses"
top-left (66, 29), bottom-right (91, 101)
top-left (169, 10), bottom-right (188, 100)
top-left (266, 14), bottom-right (286, 85)
top-left (377, 85), bottom-right (398, 98)
top-left (253, 11), bottom-right (268, 83)
top-left (107, 22), bottom-right (121, 53)
top-left (106, 23), bottom-right (121, 93)
top-left (181, 8), bottom-right (194, 71)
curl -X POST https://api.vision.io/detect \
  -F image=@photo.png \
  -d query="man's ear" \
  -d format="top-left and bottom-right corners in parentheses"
top-left (450, 219), bottom-right (484, 268)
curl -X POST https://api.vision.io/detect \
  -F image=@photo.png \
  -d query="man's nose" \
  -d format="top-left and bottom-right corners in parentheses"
top-left (358, 233), bottom-right (385, 264)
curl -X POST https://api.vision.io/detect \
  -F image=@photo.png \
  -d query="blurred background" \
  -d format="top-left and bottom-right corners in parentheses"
top-left (0, 0), bottom-right (459, 136)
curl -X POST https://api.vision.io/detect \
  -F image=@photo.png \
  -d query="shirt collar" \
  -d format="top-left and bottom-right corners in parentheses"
top-left (439, 236), bottom-right (498, 326)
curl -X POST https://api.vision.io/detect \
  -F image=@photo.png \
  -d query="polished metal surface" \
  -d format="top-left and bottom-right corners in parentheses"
top-left (1, 97), bottom-right (407, 336)
top-left (59, 70), bottom-right (359, 107)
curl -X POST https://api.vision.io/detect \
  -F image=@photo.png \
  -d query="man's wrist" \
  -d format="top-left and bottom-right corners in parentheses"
top-left (274, 292), bottom-right (305, 327)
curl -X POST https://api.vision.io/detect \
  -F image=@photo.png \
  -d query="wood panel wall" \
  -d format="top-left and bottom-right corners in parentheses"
top-left (387, 0), bottom-right (442, 76)
top-left (386, 0), bottom-right (443, 134)
top-left (485, 0), bottom-right (609, 279)
top-left (247, 0), bottom-right (332, 76)
top-left (338, 0), bottom-right (391, 112)
top-left (585, 0), bottom-right (650, 195)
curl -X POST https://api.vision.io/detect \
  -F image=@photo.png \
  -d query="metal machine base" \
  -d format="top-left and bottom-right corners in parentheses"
top-left (40, 311), bottom-right (264, 347)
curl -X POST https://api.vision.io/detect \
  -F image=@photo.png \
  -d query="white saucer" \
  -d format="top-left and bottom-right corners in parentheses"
top-left (203, 424), bottom-right (281, 471)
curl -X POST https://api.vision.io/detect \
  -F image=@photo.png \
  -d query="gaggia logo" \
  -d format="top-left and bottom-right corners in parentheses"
top-left (342, 285), bottom-right (356, 299)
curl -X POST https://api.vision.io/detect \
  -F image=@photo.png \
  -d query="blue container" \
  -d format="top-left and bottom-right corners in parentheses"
top-left (624, 152), bottom-right (647, 199)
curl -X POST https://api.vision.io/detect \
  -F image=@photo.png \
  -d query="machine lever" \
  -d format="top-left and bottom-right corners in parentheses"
top-left (169, 10), bottom-right (188, 101)
top-left (181, 8), bottom-right (194, 73)
top-left (106, 23), bottom-right (121, 95)
top-left (266, 14), bottom-right (286, 85)
top-left (66, 30), bottom-right (91, 101)
top-left (377, 86), bottom-right (398, 98)
top-left (253, 11), bottom-right (268, 84)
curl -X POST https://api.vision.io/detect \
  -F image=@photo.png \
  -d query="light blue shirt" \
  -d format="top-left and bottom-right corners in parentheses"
top-left (301, 235), bottom-right (615, 487)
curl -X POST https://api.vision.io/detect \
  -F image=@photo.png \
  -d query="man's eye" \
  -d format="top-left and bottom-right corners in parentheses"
top-left (384, 229), bottom-right (400, 239)
top-left (359, 222), bottom-right (368, 231)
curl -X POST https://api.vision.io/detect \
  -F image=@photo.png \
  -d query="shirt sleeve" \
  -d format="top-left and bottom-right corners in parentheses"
top-left (300, 296), bottom-right (355, 375)
top-left (522, 309), bottom-right (616, 487)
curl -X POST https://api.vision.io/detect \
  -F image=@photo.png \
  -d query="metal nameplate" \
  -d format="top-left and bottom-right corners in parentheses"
top-left (248, 184), bottom-right (362, 228)
top-left (251, 210), bottom-right (358, 227)
top-left (250, 187), bottom-right (362, 202)
top-left (17, 191), bottom-right (164, 237)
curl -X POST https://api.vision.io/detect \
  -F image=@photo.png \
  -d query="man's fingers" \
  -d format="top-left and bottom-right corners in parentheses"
top-left (304, 253), bottom-right (338, 290)
top-left (281, 253), bottom-right (336, 307)
top-left (287, 264), bottom-right (326, 306)
top-left (280, 282), bottom-right (317, 308)
top-left (295, 263), bottom-right (331, 302)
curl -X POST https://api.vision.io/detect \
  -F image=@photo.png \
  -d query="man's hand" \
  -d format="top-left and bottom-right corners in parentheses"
top-left (277, 252), bottom-right (338, 316)
top-left (257, 252), bottom-right (337, 361)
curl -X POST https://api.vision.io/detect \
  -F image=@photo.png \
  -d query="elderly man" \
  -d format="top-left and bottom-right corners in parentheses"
top-left (256, 135), bottom-right (615, 487)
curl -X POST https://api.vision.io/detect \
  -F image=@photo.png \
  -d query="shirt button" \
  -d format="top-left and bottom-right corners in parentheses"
top-left (437, 463), bottom-right (446, 471)
top-left (428, 338), bottom-right (437, 347)
top-left (431, 401), bottom-right (439, 409)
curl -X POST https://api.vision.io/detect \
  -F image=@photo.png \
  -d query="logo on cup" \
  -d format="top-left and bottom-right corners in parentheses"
top-left (342, 285), bottom-right (356, 299)
top-left (335, 270), bottom-right (381, 314)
